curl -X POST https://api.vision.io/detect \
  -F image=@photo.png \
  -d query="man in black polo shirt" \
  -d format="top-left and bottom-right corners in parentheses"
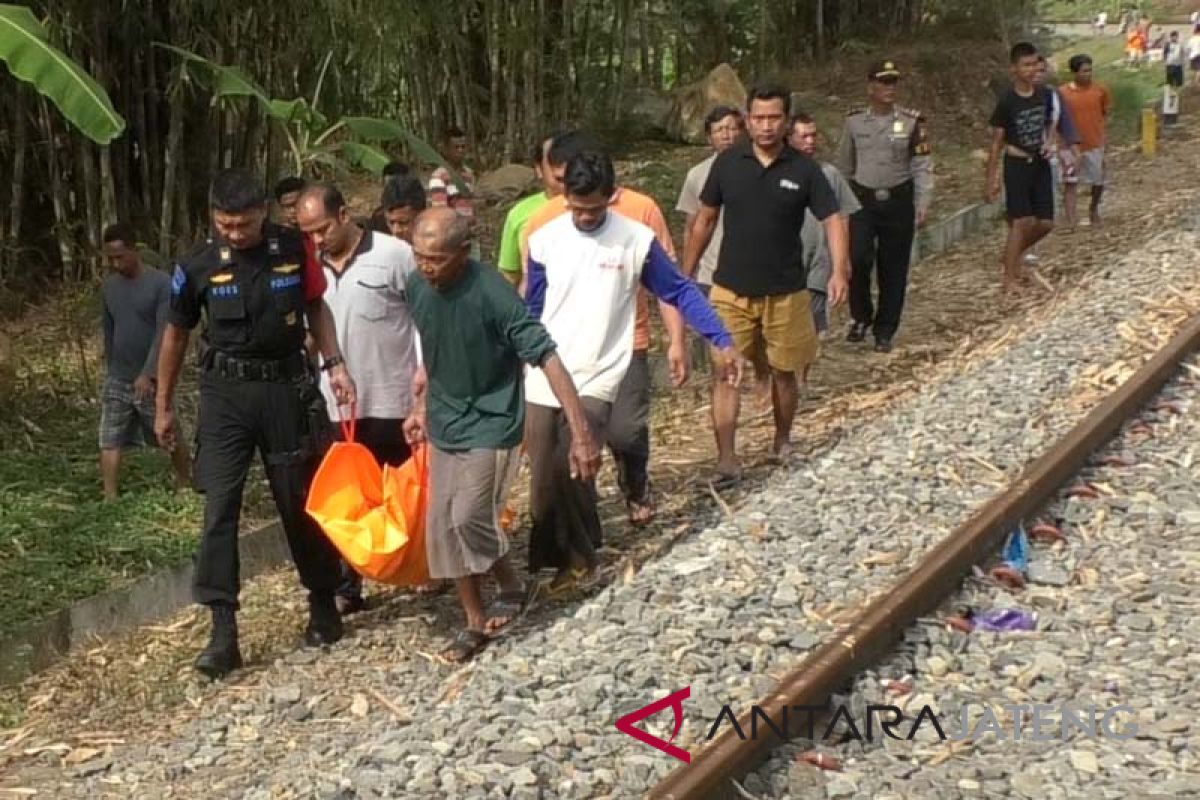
top-left (681, 84), bottom-right (849, 482)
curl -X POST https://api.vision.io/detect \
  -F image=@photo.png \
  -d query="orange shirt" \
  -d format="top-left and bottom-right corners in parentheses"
top-left (521, 187), bottom-right (677, 351)
top-left (1059, 82), bottom-right (1111, 152)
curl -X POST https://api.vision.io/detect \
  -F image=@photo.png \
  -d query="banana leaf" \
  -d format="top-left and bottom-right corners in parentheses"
top-left (0, 4), bottom-right (125, 144)
top-left (340, 141), bottom-right (392, 175)
top-left (342, 116), bottom-right (466, 191)
top-left (155, 43), bottom-right (273, 108)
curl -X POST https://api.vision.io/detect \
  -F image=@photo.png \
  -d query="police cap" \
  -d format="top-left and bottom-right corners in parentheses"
top-left (868, 60), bottom-right (902, 82)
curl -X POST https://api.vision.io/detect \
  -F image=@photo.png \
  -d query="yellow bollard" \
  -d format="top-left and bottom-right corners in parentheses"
top-left (1142, 108), bottom-right (1157, 156)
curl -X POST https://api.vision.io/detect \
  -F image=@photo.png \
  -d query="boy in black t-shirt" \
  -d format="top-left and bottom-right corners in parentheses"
top-left (986, 42), bottom-right (1057, 294)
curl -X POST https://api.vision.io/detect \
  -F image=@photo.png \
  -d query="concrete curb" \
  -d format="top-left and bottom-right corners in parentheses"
top-left (0, 200), bottom-right (1005, 689)
top-left (914, 201), bottom-right (1003, 263)
top-left (0, 522), bottom-right (289, 686)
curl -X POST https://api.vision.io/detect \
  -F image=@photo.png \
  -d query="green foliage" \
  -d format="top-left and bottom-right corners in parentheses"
top-left (0, 448), bottom-right (201, 636)
top-left (159, 44), bottom-right (459, 182)
top-left (0, 3), bottom-right (125, 144)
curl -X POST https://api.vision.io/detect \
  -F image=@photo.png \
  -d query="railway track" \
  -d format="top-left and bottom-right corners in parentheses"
top-left (652, 316), bottom-right (1200, 799)
top-left (4, 225), bottom-right (1200, 797)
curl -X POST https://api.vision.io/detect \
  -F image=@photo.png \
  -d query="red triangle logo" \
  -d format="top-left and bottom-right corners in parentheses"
top-left (615, 686), bottom-right (692, 763)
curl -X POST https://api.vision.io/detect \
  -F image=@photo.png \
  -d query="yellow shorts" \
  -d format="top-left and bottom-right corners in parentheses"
top-left (708, 285), bottom-right (818, 373)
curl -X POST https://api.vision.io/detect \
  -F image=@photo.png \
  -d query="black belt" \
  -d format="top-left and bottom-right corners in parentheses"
top-left (207, 351), bottom-right (309, 382)
top-left (851, 180), bottom-right (913, 204)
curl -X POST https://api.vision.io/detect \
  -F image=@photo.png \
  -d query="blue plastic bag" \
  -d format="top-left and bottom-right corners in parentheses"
top-left (1002, 524), bottom-right (1029, 574)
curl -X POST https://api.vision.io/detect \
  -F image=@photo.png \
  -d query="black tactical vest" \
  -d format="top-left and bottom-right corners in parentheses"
top-left (199, 224), bottom-right (309, 359)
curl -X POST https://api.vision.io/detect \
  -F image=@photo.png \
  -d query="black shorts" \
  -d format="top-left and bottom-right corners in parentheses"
top-left (1167, 65), bottom-right (1185, 87)
top-left (1003, 155), bottom-right (1054, 221)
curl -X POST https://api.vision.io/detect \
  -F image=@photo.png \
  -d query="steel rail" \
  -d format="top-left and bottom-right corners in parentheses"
top-left (651, 313), bottom-right (1200, 799)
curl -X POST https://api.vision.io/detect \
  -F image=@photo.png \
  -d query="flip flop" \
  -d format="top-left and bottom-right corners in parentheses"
top-left (441, 628), bottom-right (488, 663)
top-left (708, 471), bottom-right (742, 492)
top-left (543, 567), bottom-right (597, 598)
top-left (484, 588), bottom-right (527, 636)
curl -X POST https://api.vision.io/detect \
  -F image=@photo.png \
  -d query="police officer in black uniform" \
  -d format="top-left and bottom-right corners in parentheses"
top-left (155, 168), bottom-right (357, 678)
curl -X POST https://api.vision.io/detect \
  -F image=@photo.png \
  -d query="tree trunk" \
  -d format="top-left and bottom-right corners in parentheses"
top-left (486, 0), bottom-right (502, 152)
top-left (638, 0), bottom-right (650, 87)
top-left (562, 0), bottom-right (575, 117)
top-left (503, 6), bottom-right (519, 159)
top-left (40, 98), bottom-right (74, 281)
top-left (99, 146), bottom-right (117, 231)
top-left (144, 43), bottom-right (163, 230)
top-left (160, 83), bottom-right (185, 254)
top-left (9, 92), bottom-right (27, 256)
top-left (816, 0), bottom-right (826, 60)
top-left (76, 137), bottom-right (100, 279)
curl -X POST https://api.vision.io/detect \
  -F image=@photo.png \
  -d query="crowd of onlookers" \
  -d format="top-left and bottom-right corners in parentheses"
top-left (95, 43), bottom-right (1117, 665)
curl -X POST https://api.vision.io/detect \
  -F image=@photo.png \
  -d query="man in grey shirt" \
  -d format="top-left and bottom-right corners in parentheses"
top-left (676, 105), bottom-right (744, 293)
top-left (789, 113), bottom-right (862, 341)
top-left (100, 223), bottom-right (191, 499)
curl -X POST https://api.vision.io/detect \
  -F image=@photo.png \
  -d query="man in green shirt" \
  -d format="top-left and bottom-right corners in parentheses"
top-left (404, 208), bottom-right (599, 663)
top-left (496, 133), bottom-right (559, 286)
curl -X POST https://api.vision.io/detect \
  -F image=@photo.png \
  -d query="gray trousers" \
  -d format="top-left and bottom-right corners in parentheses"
top-left (607, 351), bottom-right (651, 505)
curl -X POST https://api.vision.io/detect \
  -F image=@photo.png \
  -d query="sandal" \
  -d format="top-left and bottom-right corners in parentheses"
top-left (484, 588), bottom-right (527, 635)
top-left (441, 628), bottom-right (488, 663)
top-left (544, 566), bottom-right (596, 598)
top-left (708, 471), bottom-right (742, 492)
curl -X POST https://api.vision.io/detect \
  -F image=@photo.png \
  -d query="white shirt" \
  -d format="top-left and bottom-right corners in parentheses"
top-left (1165, 41), bottom-right (1186, 66)
top-left (522, 211), bottom-right (732, 409)
top-left (319, 229), bottom-right (419, 421)
top-left (1188, 35), bottom-right (1200, 60)
top-left (523, 213), bottom-right (652, 408)
top-left (675, 154), bottom-right (724, 286)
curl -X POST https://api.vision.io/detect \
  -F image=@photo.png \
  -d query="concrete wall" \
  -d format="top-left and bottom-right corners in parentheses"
top-left (914, 201), bottom-right (1003, 263)
top-left (0, 523), bottom-right (290, 685)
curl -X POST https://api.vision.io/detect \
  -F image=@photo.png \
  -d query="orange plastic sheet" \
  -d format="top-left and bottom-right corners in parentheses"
top-left (306, 417), bottom-right (430, 586)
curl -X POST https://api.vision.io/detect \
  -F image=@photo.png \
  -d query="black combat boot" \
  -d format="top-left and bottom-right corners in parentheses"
top-left (194, 602), bottom-right (242, 679)
top-left (304, 593), bottom-right (344, 647)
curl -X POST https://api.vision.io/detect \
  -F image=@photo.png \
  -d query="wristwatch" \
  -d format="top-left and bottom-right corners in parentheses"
top-left (321, 355), bottom-right (345, 372)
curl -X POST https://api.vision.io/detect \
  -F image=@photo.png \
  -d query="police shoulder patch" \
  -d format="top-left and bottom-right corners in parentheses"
top-left (171, 264), bottom-right (187, 295)
top-left (272, 262), bottom-right (301, 274)
top-left (900, 106), bottom-right (925, 121)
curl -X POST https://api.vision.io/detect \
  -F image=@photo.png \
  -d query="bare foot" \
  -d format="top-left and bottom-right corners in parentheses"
top-left (714, 458), bottom-right (741, 482)
top-left (772, 436), bottom-right (794, 462)
top-left (483, 588), bottom-right (525, 635)
top-left (627, 499), bottom-right (655, 527)
top-left (413, 580), bottom-right (448, 597)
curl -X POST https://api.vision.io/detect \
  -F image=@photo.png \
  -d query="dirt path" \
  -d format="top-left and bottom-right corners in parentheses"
top-left (4, 110), bottom-right (1200, 795)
